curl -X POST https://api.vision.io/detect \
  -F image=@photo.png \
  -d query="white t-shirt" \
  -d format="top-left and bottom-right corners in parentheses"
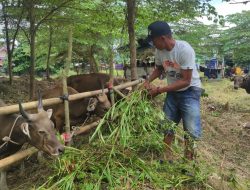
top-left (155, 40), bottom-right (201, 91)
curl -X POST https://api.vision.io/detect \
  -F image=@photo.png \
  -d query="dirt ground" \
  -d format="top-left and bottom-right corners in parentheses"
top-left (199, 79), bottom-right (250, 189)
top-left (0, 76), bottom-right (58, 104)
top-left (1, 77), bottom-right (250, 189)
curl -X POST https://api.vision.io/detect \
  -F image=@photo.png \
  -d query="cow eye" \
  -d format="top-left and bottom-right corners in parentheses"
top-left (38, 130), bottom-right (46, 135)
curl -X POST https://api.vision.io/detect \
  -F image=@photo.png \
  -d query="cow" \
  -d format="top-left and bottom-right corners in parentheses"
top-left (67, 73), bottom-right (129, 99)
top-left (233, 75), bottom-right (250, 93)
top-left (42, 85), bottom-right (111, 133)
top-left (0, 97), bottom-right (64, 190)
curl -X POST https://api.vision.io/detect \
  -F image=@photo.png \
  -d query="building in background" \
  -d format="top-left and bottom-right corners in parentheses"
top-left (0, 46), bottom-right (7, 68)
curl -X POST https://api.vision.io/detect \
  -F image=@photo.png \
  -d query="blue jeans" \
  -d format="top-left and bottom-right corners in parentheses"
top-left (163, 86), bottom-right (202, 140)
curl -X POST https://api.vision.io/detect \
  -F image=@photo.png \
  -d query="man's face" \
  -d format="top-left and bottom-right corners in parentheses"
top-left (152, 35), bottom-right (171, 51)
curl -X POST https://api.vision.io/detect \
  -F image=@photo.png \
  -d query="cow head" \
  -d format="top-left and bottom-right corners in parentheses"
top-left (94, 93), bottom-right (111, 116)
top-left (234, 75), bottom-right (246, 89)
top-left (19, 95), bottom-right (64, 156)
top-left (86, 84), bottom-right (111, 117)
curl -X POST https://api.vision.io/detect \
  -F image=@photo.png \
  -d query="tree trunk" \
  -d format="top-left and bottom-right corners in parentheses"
top-left (89, 45), bottom-right (98, 73)
top-left (2, 2), bottom-right (13, 85)
top-left (126, 0), bottom-right (137, 81)
top-left (29, 1), bottom-right (36, 99)
top-left (46, 26), bottom-right (53, 80)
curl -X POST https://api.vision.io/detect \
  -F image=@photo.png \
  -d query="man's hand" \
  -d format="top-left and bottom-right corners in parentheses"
top-left (143, 80), bottom-right (151, 89)
top-left (148, 86), bottom-right (161, 98)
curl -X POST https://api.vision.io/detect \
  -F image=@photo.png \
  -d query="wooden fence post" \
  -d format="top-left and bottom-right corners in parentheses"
top-left (62, 27), bottom-right (73, 146)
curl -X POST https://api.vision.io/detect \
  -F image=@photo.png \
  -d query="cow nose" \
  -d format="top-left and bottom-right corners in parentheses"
top-left (58, 146), bottom-right (65, 154)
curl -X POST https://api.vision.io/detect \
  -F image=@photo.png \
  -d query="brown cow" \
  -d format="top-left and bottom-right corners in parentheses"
top-left (42, 85), bottom-right (111, 133)
top-left (0, 97), bottom-right (64, 190)
top-left (67, 73), bottom-right (129, 99)
top-left (233, 75), bottom-right (250, 93)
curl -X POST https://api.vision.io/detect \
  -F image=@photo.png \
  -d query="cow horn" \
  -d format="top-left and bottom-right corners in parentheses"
top-left (19, 101), bottom-right (30, 120)
top-left (37, 90), bottom-right (44, 112)
top-left (101, 81), bottom-right (104, 95)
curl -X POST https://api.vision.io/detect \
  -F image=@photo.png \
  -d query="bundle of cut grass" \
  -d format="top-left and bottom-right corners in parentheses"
top-left (38, 90), bottom-right (211, 190)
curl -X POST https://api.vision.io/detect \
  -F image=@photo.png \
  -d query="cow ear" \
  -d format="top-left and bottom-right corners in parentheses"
top-left (20, 123), bottom-right (31, 139)
top-left (46, 109), bottom-right (53, 119)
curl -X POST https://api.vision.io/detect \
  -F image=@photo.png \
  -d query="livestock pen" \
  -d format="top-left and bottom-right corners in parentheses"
top-left (0, 79), bottom-right (143, 170)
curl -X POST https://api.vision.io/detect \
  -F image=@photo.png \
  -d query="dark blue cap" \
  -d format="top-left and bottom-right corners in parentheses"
top-left (147, 21), bottom-right (172, 42)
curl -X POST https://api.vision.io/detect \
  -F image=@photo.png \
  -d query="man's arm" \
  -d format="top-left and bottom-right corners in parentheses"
top-left (143, 66), bottom-right (162, 90)
top-left (148, 69), bottom-right (192, 97)
top-left (159, 69), bottom-right (192, 93)
top-left (146, 66), bottom-right (162, 83)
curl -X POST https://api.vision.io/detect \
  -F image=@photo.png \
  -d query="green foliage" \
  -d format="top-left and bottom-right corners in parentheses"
top-left (174, 19), bottom-right (223, 61)
top-left (1, 0), bottom-right (222, 75)
top-left (38, 91), bottom-right (212, 190)
top-left (11, 42), bottom-right (30, 74)
top-left (175, 10), bottom-right (250, 67)
top-left (220, 11), bottom-right (250, 65)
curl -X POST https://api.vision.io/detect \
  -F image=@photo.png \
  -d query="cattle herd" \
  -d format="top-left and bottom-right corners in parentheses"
top-left (0, 73), bottom-right (129, 190)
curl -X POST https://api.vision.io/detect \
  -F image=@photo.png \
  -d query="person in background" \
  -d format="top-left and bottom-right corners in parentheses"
top-left (244, 67), bottom-right (249, 75)
top-left (144, 21), bottom-right (202, 161)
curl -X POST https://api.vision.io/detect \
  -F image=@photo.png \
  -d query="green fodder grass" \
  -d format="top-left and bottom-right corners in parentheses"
top-left (38, 90), bottom-right (213, 190)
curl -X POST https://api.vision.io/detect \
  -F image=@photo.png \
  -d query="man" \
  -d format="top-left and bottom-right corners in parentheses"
top-left (144, 21), bottom-right (202, 161)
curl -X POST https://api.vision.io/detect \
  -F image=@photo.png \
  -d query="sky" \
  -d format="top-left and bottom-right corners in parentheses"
top-left (212, 0), bottom-right (250, 16)
top-left (198, 0), bottom-right (250, 24)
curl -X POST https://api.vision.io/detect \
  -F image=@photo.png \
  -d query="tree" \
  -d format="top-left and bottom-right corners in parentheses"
top-left (220, 11), bottom-right (250, 66)
top-left (174, 19), bottom-right (224, 63)
top-left (126, 0), bottom-right (219, 72)
top-left (1, 0), bottom-right (24, 84)
top-left (20, 0), bottom-right (73, 99)
top-left (126, 0), bottom-right (137, 81)
top-left (46, 24), bottom-right (53, 79)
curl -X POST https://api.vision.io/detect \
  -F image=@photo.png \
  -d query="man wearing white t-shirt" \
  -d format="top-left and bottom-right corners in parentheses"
top-left (144, 21), bottom-right (202, 161)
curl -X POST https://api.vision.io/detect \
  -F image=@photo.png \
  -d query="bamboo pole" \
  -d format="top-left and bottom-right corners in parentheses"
top-left (113, 88), bottom-right (126, 98)
top-left (0, 147), bottom-right (38, 170)
top-left (63, 27), bottom-right (73, 145)
top-left (109, 48), bottom-right (115, 106)
top-left (73, 121), bottom-right (100, 136)
top-left (0, 79), bottom-right (143, 115)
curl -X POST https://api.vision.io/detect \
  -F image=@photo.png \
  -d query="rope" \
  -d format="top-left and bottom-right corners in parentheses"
top-left (0, 115), bottom-right (22, 150)
top-left (71, 112), bottom-right (90, 135)
top-left (63, 98), bottom-right (94, 142)
top-left (59, 94), bottom-right (69, 102)
top-left (87, 98), bottom-right (97, 112)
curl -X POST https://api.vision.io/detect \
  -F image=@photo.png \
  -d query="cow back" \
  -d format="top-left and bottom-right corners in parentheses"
top-left (67, 73), bottom-right (110, 92)
top-left (41, 85), bottom-right (89, 133)
top-left (67, 73), bottom-right (129, 99)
